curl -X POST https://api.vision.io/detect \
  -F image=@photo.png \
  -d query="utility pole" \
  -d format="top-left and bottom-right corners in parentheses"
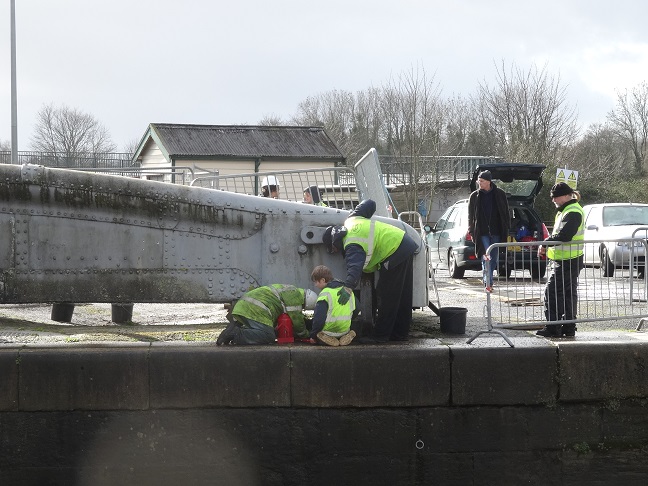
top-left (10, 0), bottom-right (18, 164)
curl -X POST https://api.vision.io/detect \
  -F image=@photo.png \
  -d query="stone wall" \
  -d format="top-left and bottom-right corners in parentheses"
top-left (1, 342), bottom-right (648, 485)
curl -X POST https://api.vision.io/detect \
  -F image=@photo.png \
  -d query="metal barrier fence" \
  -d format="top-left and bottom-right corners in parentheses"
top-left (467, 238), bottom-right (648, 347)
top-left (0, 151), bottom-right (135, 168)
top-left (190, 167), bottom-right (359, 210)
top-left (66, 165), bottom-right (198, 185)
top-left (379, 156), bottom-right (504, 184)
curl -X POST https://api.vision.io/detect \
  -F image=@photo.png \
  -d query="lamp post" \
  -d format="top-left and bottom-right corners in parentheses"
top-left (10, 0), bottom-right (18, 164)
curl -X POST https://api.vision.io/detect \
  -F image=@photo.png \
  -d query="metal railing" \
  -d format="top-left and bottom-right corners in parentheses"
top-left (190, 167), bottom-right (359, 210)
top-left (0, 151), bottom-right (135, 169)
top-left (379, 156), bottom-right (504, 185)
top-left (467, 238), bottom-right (648, 347)
top-left (2, 151), bottom-right (501, 186)
top-left (69, 165), bottom-right (198, 185)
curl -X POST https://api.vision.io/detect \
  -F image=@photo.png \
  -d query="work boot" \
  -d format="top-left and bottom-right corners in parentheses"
top-left (316, 332), bottom-right (340, 347)
top-left (339, 330), bottom-right (356, 346)
top-left (536, 325), bottom-right (562, 337)
top-left (217, 322), bottom-right (238, 345)
top-left (561, 324), bottom-right (576, 337)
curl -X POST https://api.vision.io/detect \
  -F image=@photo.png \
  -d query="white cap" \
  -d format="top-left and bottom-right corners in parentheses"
top-left (261, 175), bottom-right (279, 187)
top-left (304, 289), bottom-right (318, 310)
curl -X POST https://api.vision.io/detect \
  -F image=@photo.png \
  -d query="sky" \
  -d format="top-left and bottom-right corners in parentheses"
top-left (2, 0), bottom-right (648, 152)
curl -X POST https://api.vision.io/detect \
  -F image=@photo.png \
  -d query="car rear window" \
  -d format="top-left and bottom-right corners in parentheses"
top-left (496, 179), bottom-right (538, 198)
top-left (602, 206), bottom-right (648, 226)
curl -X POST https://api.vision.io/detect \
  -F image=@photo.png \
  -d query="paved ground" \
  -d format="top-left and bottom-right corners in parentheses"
top-left (1, 268), bottom-right (647, 347)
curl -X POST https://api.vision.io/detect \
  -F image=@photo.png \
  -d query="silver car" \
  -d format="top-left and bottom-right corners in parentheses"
top-left (582, 203), bottom-right (648, 277)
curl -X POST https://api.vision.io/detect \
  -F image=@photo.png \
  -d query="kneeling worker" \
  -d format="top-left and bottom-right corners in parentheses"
top-left (309, 265), bottom-right (357, 346)
top-left (217, 284), bottom-right (318, 345)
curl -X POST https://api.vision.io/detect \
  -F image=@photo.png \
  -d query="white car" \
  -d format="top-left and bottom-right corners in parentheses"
top-left (582, 203), bottom-right (648, 277)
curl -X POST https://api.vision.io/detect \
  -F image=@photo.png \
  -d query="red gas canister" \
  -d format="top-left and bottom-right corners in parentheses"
top-left (276, 313), bottom-right (294, 343)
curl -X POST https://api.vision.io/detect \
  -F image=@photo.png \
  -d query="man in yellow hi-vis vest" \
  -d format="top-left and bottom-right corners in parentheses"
top-left (536, 182), bottom-right (585, 338)
top-left (323, 199), bottom-right (419, 344)
top-left (308, 265), bottom-right (357, 346)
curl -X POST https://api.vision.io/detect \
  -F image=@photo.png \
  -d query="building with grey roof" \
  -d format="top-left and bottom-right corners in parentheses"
top-left (132, 123), bottom-right (346, 185)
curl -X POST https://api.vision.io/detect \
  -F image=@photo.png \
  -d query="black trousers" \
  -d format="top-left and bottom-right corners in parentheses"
top-left (544, 256), bottom-right (584, 322)
top-left (373, 254), bottom-right (414, 341)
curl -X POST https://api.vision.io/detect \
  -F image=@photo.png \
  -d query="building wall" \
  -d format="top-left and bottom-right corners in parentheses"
top-left (138, 137), bottom-right (339, 187)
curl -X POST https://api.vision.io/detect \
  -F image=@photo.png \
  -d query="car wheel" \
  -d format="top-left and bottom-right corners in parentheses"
top-left (601, 246), bottom-right (615, 277)
top-left (531, 264), bottom-right (546, 280)
top-left (448, 251), bottom-right (465, 279)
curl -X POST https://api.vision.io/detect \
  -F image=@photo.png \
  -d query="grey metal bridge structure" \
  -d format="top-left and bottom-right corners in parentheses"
top-left (0, 150), bottom-right (429, 325)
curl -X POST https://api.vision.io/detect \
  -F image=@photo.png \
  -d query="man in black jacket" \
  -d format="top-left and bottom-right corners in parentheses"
top-left (468, 170), bottom-right (510, 290)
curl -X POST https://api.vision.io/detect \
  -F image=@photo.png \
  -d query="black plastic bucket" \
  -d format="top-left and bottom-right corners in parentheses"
top-left (439, 307), bottom-right (467, 334)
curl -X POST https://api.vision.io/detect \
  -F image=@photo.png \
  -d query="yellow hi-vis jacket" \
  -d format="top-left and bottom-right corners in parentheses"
top-left (547, 203), bottom-right (585, 261)
top-left (343, 216), bottom-right (405, 272)
top-left (317, 286), bottom-right (356, 333)
top-left (233, 284), bottom-right (308, 337)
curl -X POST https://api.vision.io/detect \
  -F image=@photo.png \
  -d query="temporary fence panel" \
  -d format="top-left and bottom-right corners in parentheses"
top-left (467, 238), bottom-right (648, 347)
top-left (354, 148), bottom-right (393, 218)
top-left (69, 166), bottom-right (199, 185)
top-left (190, 167), bottom-right (359, 210)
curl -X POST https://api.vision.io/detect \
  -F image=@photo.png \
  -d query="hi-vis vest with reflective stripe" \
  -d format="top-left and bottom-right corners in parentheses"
top-left (547, 203), bottom-right (585, 261)
top-left (343, 216), bottom-right (405, 273)
top-left (233, 284), bottom-right (308, 337)
top-left (317, 287), bottom-right (356, 333)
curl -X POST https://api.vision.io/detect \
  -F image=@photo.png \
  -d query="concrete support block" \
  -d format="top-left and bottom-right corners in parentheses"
top-left (451, 346), bottom-right (558, 405)
top-left (50, 303), bottom-right (75, 322)
top-left (0, 348), bottom-right (19, 411)
top-left (18, 344), bottom-right (150, 411)
top-left (111, 303), bottom-right (133, 323)
top-left (558, 342), bottom-right (648, 401)
top-left (290, 345), bottom-right (450, 407)
top-left (149, 344), bottom-right (291, 408)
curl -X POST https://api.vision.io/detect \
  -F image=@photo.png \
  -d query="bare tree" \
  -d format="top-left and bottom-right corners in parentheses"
top-left (439, 94), bottom-right (480, 156)
top-left (0, 140), bottom-right (10, 151)
top-left (380, 65), bottom-right (444, 214)
top-left (568, 123), bottom-right (630, 178)
top-left (476, 61), bottom-right (578, 165)
top-left (292, 89), bottom-right (380, 164)
top-left (607, 82), bottom-right (648, 176)
top-left (122, 138), bottom-right (141, 156)
top-left (347, 87), bottom-right (384, 161)
top-left (257, 114), bottom-right (286, 126)
top-left (30, 103), bottom-right (116, 163)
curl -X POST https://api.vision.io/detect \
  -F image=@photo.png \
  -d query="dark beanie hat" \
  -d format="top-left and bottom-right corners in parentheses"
top-left (550, 182), bottom-right (574, 198)
top-left (478, 170), bottom-right (492, 181)
top-left (322, 225), bottom-right (345, 254)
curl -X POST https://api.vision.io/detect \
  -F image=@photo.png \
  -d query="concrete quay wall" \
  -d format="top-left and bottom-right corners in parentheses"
top-left (1, 342), bottom-right (648, 485)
